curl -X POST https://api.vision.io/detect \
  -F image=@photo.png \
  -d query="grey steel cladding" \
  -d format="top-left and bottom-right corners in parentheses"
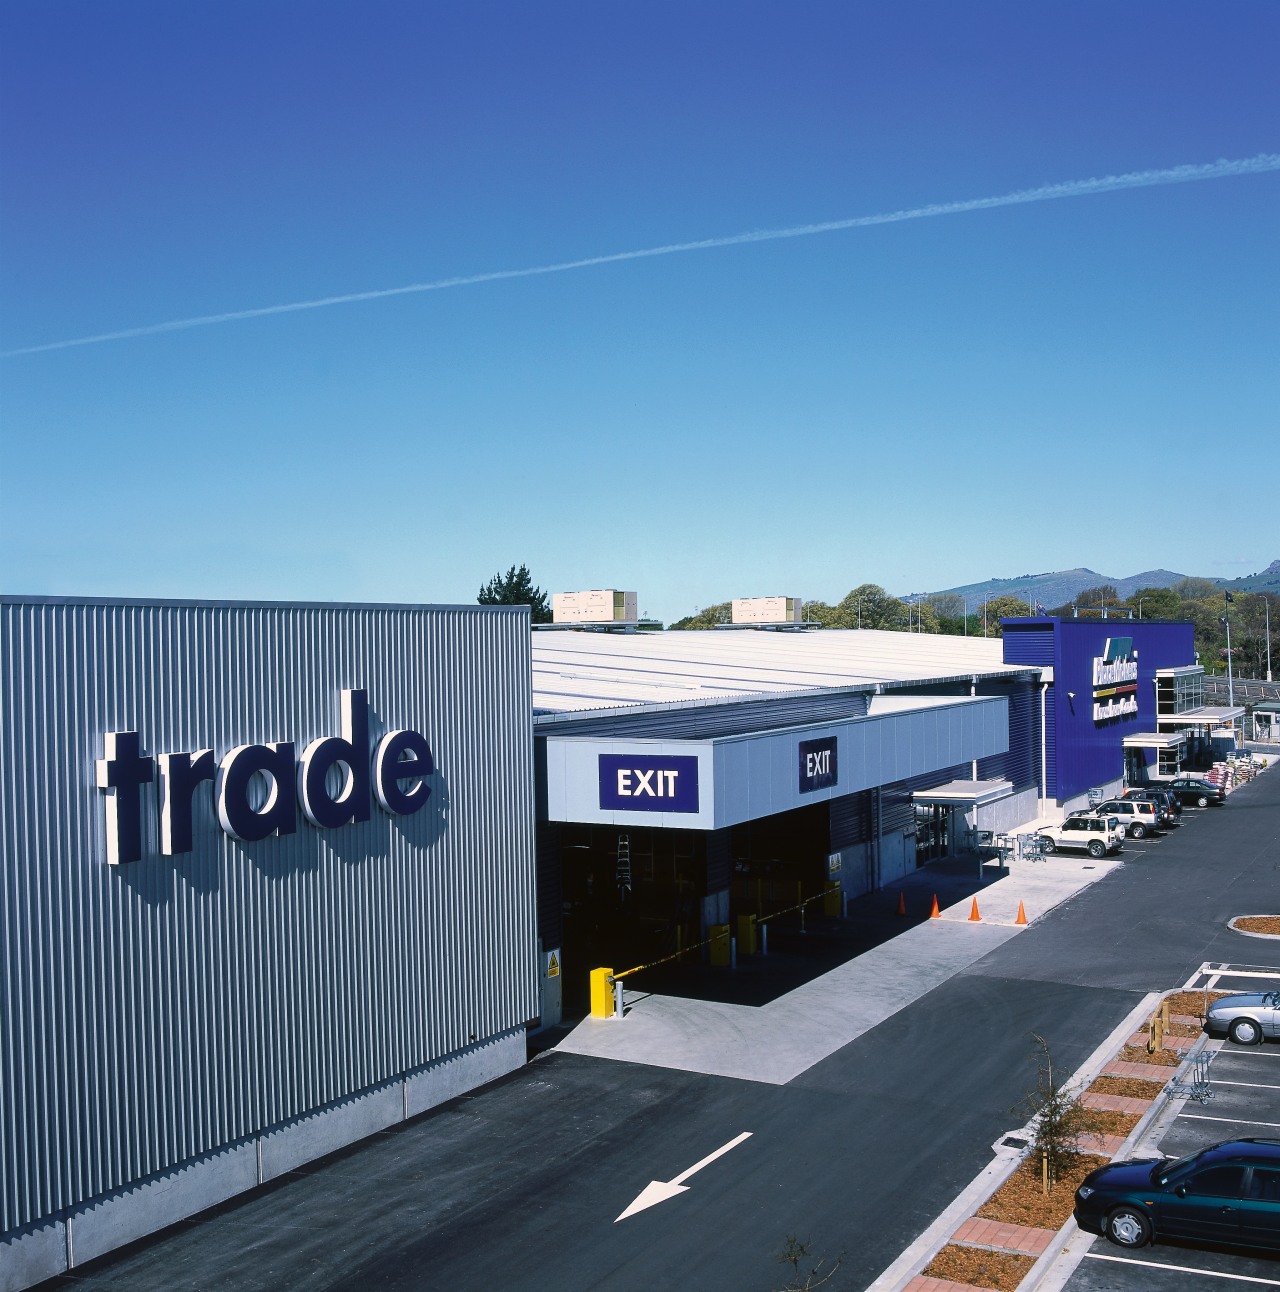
top-left (0, 597), bottom-right (538, 1234)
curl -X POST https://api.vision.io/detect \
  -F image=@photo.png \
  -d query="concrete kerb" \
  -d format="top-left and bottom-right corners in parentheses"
top-left (1022, 1031), bottom-right (1218, 1292)
top-left (868, 990), bottom-right (1161, 1292)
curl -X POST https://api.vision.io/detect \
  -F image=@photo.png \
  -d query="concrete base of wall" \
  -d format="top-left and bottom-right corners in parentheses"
top-left (973, 787), bottom-right (1040, 835)
top-left (0, 1220), bottom-right (66, 1292)
top-left (1, 1027), bottom-right (525, 1292)
top-left (1060, 777), bottom-right (1124, 818)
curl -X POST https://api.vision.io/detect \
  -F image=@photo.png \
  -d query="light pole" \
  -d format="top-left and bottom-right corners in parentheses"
top-left (1267, 597), bottom-right (1274, 683)
top-left (1220, 595), bottom-right (1235, 710)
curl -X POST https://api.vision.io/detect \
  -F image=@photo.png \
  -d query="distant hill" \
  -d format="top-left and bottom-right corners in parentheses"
top-left (1223, 559), bottom-right (1280, 595)
top-left (904, 567), bottom-right (1224, 608)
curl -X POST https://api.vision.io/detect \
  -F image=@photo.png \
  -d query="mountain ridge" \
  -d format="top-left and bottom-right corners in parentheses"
top-left (904, 562), bottom-right (1279, 607)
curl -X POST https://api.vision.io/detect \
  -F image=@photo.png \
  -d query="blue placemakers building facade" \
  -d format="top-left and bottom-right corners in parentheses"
top-left (1002, 617), bottom-right (1200, 808)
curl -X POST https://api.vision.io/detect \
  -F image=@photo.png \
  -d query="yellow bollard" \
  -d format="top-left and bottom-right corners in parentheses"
top-left (590, 967), bottom-right (615, 1019)
top-left (737, 913), bottom-right (758, 956)
top-left (709, 924), bottom-right (731, 967)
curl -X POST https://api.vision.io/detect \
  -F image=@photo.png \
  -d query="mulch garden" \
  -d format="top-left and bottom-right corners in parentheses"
top-left (975, 1151), bottom-right (1107, 1230)
top-left (1233, 916), bottom-right (1280, 936)
top-left (921, 1244), bottom-right (1034, 1291)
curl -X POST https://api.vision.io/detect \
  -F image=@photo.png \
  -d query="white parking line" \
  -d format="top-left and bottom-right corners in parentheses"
top-left (1215, 1080), bottom-right (1280, 1091)
top-left (1085, 1252), bottom-right (1280, 1285)
top-left (1181, 1114), bottom-right (1280, 1129)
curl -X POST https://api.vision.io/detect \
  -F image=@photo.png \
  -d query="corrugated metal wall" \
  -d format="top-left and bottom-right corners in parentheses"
top-left (0, 598), bottom-right (537, 1236)
top-left (534, 688), bottom-right (871, 739)
top-left (977, 679), bottom-right (1039, 792)
top-left (1001, 622), bottom-right (1055, 666)
top-left (828, 791), bottom-right (871, 849)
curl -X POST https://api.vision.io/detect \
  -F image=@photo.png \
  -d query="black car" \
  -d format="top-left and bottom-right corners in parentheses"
top-left (1075, 1139), bottom-right (1280, 1251)
top-left (1123, 787), bottom-right (1181, 826)
top-left (1165, 777), bottom-right (1227, 807)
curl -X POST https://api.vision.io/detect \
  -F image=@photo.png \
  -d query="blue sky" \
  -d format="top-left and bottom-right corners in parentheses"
top-left (2, 2), bottom-right (1277, 623)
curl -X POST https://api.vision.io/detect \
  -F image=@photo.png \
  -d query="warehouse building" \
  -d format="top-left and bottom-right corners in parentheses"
top-left (1, 595), bottom-right (1206, 1287)
top-left (529, 628), bottom-right (1041, 1014)
top-left (0, 596), bottom-right (537, 1288)
top-left (528, 616), bottom-right (1209, 1014)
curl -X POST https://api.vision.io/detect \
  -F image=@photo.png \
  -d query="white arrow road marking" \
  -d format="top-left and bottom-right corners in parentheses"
top-left (615, 1131), bottom-right (753, 1222)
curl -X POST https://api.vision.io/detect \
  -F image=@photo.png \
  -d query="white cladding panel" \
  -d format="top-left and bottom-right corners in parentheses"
top-left (0, 598), bottom-right (537, 1237)
top-left (545, 696), bottom-right (1008, 830)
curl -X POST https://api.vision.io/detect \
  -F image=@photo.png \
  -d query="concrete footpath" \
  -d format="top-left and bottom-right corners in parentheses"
top-left (556, 854), bottom-right (1122, 1084)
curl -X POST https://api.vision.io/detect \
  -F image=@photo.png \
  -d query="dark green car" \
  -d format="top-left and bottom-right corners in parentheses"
top-left (1075, 1139), bottom-right (1280, 1250)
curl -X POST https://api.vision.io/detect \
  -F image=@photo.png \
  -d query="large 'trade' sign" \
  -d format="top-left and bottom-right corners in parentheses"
top-left (96, 690), bottom-right (433, 865)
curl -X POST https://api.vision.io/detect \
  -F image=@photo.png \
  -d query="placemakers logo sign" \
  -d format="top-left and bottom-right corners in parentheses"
top-left (95, 689), bottom-right (434, 865)
top-left (1091, 637), bottom-right (1139, 724)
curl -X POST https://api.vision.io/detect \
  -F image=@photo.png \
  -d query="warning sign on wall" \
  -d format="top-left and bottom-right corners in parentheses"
top-left (545, 951), bottom-right (560, 978)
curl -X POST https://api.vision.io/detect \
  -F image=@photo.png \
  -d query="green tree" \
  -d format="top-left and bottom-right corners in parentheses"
top-left (1126, 586), bottom-right (1182, 619)
top-left (976, 595), bottom-right (1032, 636)
top-left (836, 583), bottom-right (909, 630)
top-left (669, 601), bottom-right (731, 630)
top-left (1013, 1033), bottom-right (1104, 1189)
top-left (477, 564), bottom-right (552, 623)
top-left (801, 600), bottom-right (841, 628)
top-left (924, 592), bottom-right (966, 620)
top-left (1173, 576), bottom-right (1221, 601)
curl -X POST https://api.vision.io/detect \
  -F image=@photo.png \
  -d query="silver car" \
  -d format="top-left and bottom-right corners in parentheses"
top-left (1206, 991), bottom-right (1280, 1045)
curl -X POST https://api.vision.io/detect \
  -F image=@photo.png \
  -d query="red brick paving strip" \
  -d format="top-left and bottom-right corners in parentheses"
top-left (904, 1277), bottom-right (991, 1292)
top-left (952, 1218), bottom-right (1058, 1256)
top-left (1172, 1013), bottom-right (1203, 1027)
top-left (1104, 1059), bottom-right (1175, 1081)
top-left (1078, 1132), bottom-right (1130, 1155)
top-left (1079, 1092), bottom-right (1155, 1114)
top-left (1128, 1031), bottom-right (1194, 1051)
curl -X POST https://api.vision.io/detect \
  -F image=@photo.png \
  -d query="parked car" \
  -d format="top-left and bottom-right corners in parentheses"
top-left (1206, 991), bottom-right (1280, 1045)
top-left (1165, 777), bottom-right (1227, 807)
top-left (1094, 798), bottom-right (1163, 839)
top-left (1037, 815), bottom-right (1123, 858)
top-left (1075, 1139), bottom-right (1280, 1250)
top-left (1122, 787), bottom-right (1181, 825)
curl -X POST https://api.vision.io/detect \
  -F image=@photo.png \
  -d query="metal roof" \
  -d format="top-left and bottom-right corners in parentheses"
top-left (531, 628), bottom-right (1028, 716)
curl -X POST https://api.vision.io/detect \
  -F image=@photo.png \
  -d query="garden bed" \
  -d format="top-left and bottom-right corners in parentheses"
top-left (922, 1244), bottom-right (1034, 1291)
top-left (1161, 989), bottom-right (1230, 1020)
top-left (974, 1151), bottom-right (1107, 1231)
top-left (1232, 916), bottom-right (1280, 936)
top-left (1117, 1043), bottom-right (1182, 1066)
top-left (1088, 1074), bottom-right (1165, 1100)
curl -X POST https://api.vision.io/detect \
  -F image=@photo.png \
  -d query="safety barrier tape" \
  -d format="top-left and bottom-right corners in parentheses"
top-left (612, 888), bottom-right (836, 981)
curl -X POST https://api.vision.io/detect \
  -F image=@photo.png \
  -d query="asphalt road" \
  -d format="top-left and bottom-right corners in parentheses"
top-left (46, 767), bottom-right (1280, 1292)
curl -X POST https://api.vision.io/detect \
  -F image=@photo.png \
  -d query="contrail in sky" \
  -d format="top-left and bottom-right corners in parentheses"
top-left (5, 152), bottom-right (1278, 358)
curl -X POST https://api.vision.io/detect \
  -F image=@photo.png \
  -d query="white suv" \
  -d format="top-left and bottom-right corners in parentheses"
top-left (1038, 815), bottom-right (1123, 858)
top-left (1094, 798), bottom-right (1162, 840)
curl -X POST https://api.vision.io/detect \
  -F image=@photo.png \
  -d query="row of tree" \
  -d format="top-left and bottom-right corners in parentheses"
top-left (477, 565), bottom-right (1278, 678)
top-left (1006, 579), bottom-right (1277, 677)
top-left (670, 585), bottom-right (1027, 636)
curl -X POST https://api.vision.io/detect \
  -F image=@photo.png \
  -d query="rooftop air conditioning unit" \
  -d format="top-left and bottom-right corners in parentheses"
top-left (552, 589), bottom-right (639, 624)
top-left (732, 596), bottom-right (802, 625)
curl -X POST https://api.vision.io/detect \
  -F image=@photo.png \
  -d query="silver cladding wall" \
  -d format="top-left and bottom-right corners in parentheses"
top-left (0, 597), bottom-right (537, 1236)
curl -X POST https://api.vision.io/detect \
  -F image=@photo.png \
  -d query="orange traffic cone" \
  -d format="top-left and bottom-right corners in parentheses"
top-left (1015, 901), bottom-right (1028, 926)
top-left (896, 890), bottom-right (907, 917)
top-left (968, 898), bottom-right (981, 922)
top-left (929, 894), bottom-right (940, 919)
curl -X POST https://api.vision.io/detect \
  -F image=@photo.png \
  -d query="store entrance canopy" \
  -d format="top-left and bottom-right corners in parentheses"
top-left (1122, 732), bottom-right (1187, 749)
top-left (1157, 706), bottom-right (1245, 726)
top-left (913, 779), bottom-right (1013, 807)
